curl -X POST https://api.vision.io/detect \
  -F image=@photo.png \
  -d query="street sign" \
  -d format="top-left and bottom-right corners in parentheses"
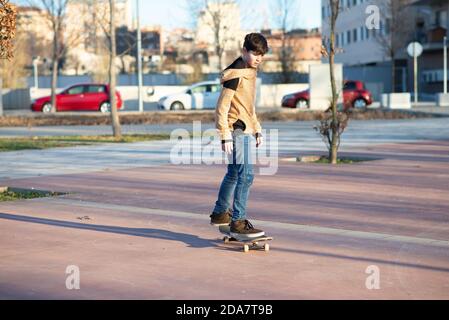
top-left (407, 42), bottom-right (423, 57)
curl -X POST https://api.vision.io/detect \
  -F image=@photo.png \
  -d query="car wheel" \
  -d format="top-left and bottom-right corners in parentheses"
top-left (170, 101), bottom-right (185, 110)
top-left (296, 99), bottom-right (308, 109)
top-left (353, 98), bottom-right (367, 109)
top-left (42, 103), bottom-right (52, 113)
top-left (99, 102), bottom-right (111, 113)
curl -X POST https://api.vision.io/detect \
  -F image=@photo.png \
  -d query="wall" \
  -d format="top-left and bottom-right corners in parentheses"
top-left (26, 72), bottom-right (309, 88)
top-left (3, 83), bottom-right (309, 111)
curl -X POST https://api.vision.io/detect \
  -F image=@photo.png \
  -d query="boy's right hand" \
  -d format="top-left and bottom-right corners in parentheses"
top-left (222, 141), bottom-right (233, 155)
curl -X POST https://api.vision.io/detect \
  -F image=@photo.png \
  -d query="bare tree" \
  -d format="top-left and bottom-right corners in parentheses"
top-left (271, 0), bottom-right (299, 83)
top-left (374, 0), bottom-right (414, 92)
top-left (91, 46), bottom-right (111, 83)
top-left (108, 0), bottom-right (121, 139)
top-left (30, 0), bottom-right (85, 112)
top-left (184, 55), bottom-right (204, 84)
top-left (318, 0), bottom-right (349, 165)
top-left (189, 0), bottom-right (238, 71)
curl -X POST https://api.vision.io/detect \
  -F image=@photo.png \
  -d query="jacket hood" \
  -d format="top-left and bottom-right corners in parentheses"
top-left (220, 67), bottom-right (257, 84)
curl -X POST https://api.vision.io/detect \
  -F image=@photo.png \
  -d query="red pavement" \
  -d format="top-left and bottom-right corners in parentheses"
top-left (0, 140), bottom-right (448, 299)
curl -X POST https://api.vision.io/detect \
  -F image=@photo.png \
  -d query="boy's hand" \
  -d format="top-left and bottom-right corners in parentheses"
top-left (222, 141), bottom-right (233, 155)
top-left (256, 136), bottom-right (263, 148)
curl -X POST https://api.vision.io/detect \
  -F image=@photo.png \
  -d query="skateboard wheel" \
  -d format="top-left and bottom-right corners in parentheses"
top-left (223, 237), bottom-right (229, 243)
top-left (243, 244), bottom-right (249, 253)
top-left (264, 244), bottom-right (270, 252)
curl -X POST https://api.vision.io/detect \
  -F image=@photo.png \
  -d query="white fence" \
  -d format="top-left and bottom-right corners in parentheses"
top-left (3, 83), bottom-right (309, 111)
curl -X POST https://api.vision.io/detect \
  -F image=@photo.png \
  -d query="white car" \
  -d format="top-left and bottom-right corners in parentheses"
top-left (157, 81), bottom-right (221, 110)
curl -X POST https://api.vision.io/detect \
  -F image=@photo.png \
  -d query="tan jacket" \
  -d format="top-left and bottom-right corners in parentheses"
top-left (215, 58), bottom-right (262, 141)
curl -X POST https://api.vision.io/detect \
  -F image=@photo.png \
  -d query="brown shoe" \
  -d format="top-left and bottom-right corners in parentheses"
top-left (230, 220), bottom-right (264, 238)
top-left (210, 209), bottom-right (232, 226)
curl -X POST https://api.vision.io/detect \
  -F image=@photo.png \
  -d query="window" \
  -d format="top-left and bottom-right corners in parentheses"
top-left (209, 84), bottom-right (221, 93)
top-left (360, 27), bottom-right (365, 41)
top-left (353, 29), bottom-right (358, 42)
top-left (436, 10), bottom-right (448, 28)
top-left (347, 30), bottom-right (351, 44)
top-left (86, 85), bottom-right (105, 93)
top-left (385, 19), bottom-right (390, 35)
top-left (344, 81), bottom-right (357, 90)
top-left (191, 85), bottom-right (207, 94)
top-left (67, 86), bottom-right (84, 95)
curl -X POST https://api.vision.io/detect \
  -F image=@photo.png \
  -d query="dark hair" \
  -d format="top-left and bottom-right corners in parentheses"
top-left (243, 33), bottom-right (269, 55)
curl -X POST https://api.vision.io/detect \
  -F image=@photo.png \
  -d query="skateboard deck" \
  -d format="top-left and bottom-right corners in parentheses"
top-left (218, 225), bottom-right (273, 252)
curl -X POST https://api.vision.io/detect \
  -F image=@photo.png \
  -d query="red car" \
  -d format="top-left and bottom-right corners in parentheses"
top-left (281, 80), bottom-right (373, 111)
top-left (31, 83), bottom-right (123, 113)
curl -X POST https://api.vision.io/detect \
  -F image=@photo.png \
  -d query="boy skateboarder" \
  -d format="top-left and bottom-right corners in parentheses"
top-left (210, 33), bottom-right (269, 239)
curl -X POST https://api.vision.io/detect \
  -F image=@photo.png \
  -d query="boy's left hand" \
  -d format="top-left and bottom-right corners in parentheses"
top-left (256, 136), bottom-right (263, 148)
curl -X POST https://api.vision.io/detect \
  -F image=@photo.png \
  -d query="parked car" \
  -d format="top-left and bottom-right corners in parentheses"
top-left (31, 83), bottom-right (123, 113)
top-left (158, 81), bottom-right (221, 110)
top-left (281, 80), bottom-right (373, 111)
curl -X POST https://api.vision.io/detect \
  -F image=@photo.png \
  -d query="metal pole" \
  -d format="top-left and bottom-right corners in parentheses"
top-left (444, 36), bottom-right (447, 94)
top-left (414, 44), bottom-right (418, 104)
top-left (136, 0), bottom-right (143, 112)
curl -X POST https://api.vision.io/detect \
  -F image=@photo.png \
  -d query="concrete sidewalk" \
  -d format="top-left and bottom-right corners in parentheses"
top-left (2, 118), bottom-right (449, 180)
top-left (0, 140), bottom-right (449, 299)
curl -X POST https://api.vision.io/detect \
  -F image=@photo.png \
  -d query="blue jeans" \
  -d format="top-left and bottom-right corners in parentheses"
top-left (213, 130), bottom-right (255, 221)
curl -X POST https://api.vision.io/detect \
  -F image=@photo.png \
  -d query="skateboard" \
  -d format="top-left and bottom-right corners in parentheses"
top-left (218, 225), bottom-right (273, 253)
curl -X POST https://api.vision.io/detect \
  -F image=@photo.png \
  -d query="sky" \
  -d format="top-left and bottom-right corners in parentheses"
top-left (137, 0), bottom-right (322, 31)
top-left (15, 0), bottom-right (322, 31)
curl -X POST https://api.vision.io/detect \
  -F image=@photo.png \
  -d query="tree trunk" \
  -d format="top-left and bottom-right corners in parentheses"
top-left (109, 0), bottom-right (121, 139)
top-left (329, 51), bottom-right (338, 164)
top-left (51, 32), bottom-right (58, 113)
top-left (329, 0), bottom-right (339, 165)
top-left (218, 50), bottom-right (222, 71)
top-left (281, 35), bottom-right (291, 83)
top-left (51, 56), bottom-right (58, 113)
top-left (391, 57), bottom-right (396, 93)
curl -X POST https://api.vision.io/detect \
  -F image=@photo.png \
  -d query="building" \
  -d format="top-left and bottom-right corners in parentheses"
top-left (261, 28), bottom-right (322, 73)
top-left (116, 25), bottom-right (164, 73)
top-left (65, 0), bottom-right (133, 54)
top-left (15, 6), bottom-right (54, 78)
top-left (195, 1), bottom-right (246, 71)
top-left (16, 6), bottom-right (53, 43)
top-left (408, 0), bottom-right (449, 95)
top-left (321, 0), bottom-right (420, 94)
top-left (63, 0), bottom-right (133, 74)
